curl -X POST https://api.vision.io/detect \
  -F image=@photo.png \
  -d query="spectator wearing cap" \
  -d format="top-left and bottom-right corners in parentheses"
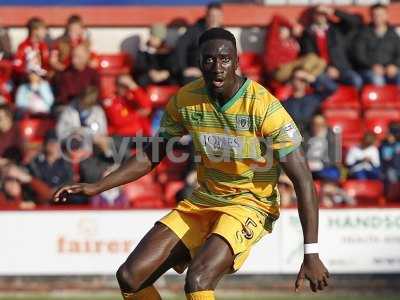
top-left (346, 132), bottom-right (381, 180)
top-left (103, 74), bottom-right (151, 136)
top-left (13, 17), bottom-right (49, 79)
top-left (56, 86), bottom-right (107, 142)
top-left (50, 14), bottom-right (98, 72)
top-left (54, 44), bottom-right (100, 105)
top-left (0, 104), bottom-right (20, 157)
top-left (174, 2), bottom-right (223, 84)
top-left (28, 129), bottom-right (73, 191)
top-left (354, 4), bottom-right (400, 86)
top-left (300, 5), bottom-right (363, 89)
top-left (134, 23), bottom-right (178, 86)
top-left (15, 65), bottom-right (54, 114)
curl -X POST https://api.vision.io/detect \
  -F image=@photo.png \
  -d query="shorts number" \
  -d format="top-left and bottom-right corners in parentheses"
top-left (242, 218), bottom-right (257, 240)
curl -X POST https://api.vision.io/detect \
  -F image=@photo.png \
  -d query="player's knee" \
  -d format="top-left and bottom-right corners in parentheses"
top-left (116, 263), bottom-right (143, 292)
top-left (185, 263), bottom-right (214, 292)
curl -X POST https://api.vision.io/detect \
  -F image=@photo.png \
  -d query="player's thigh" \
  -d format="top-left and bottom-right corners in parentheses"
top-left (117, 222), bottom-right (190, 291)
top-left (185, 234), bottom-right (234, 292)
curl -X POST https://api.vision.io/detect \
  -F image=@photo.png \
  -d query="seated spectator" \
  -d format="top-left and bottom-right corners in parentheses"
top-left (380, 122), bottom-right (400, 184)
top-left (50, 14), bottom-right (98, 72)
top-left (320, 181), bottom-right (355, 208)
top-left (281, 68), bottom-right (337, 132)
top-left (277, 173), bottom-right (296, 208)
top-left (264, 15), bottom-right (326, 83)
top-left (354, 4), bottom-right (400, 86)
top-left (90, 165), bottom-right (129, 208)
top-left (0, 104), bottom-right (20, 157)
top-left (305, 114), bottom-right (340, 182)
top-left (134, 23), bottom-right (178, 86)
top-left (15, 65), bottom-right (54, 114)
top-left (13, 17), bottom-right (49, 79)
top-left (103, 74), bottom-right (151, 136)
top-left (301, 5), bottom-right (363, 89)
top-left (28, 129), bottom-right (73, 190)
top-left (0, 21), bottom-right (12, 60)
top-left (174, 2), bottom-right (223, 84)
top-left (54, 44), bottom-right (100, 105)
top-left (56, 86), bottom-right (107, 141)
top-left (0, 162), bottom-right (53, 208)
top-left (346, 132), bottom-right (380, 180)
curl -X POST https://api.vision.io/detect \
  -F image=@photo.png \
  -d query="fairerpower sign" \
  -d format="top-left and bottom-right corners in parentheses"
top-left (1, 209), bottom-right (399, 275)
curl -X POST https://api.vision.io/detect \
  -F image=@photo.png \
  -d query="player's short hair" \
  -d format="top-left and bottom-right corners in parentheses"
top-left (26, 17), bottom-right (45, 35)
top-left (207, 2), bottom-right (222, 11)
top-left (370, 3), bottom-right (387, 11)
top-left (67, 14), bottom-right (83, 26)
top-left (198, 28), bottom-right (236, 50)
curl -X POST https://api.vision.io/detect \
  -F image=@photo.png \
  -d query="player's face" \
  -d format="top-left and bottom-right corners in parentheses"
top-left (200, 39), bottom-right (238, 99)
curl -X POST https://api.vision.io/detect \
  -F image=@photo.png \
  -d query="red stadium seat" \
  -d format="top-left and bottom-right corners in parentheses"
top-left (98, 53), bottom-right (132, 76)
top-left (164, 180), bottom-right (185, 207)
top-left (323, 108), bottom-right (359, 119)
top-left (19, 118), bottom-right (55, 143)
top-left (364, 109), bottom-right (400, 139)
top-left (99, 74), bottom-right (117, 98)
top-left (147, 85), bottom-right (180, 108)
top-left (239, 52), bottom-right (263, 81)
top-left (123, 174), bottom-right (165, 208)
top-left (274, 84), bottom-right (292, 101)
top-left (386, 183), bottom-right (400, 203)
top-left (322, 85), bottom-right (360, 110)
top-left (342, 180), bottom-right (384, 206)
top-left (325, 115), bottom-right (364, 145)
top-left (361, 85), bottom-right (400, 109)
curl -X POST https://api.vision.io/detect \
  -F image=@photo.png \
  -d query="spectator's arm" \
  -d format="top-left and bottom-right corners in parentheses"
top-left (334, 9), bottom-right (362, 30)
top-left (354, 30), bottom-right (372, 69)
top-left (38, 81), bottom-right (55, 109)
top-left (15, 85), bottom-right (29, 110)
top-left (370, 147), bottom-right (381, 168)
top-left (312, 74), bottom-right (338, 101)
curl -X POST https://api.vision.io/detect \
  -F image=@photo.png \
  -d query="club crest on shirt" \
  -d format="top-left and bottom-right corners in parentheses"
top-left (236, 115), bottom-right (250, 130)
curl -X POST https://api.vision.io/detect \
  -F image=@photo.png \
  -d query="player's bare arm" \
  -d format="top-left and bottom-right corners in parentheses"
top-left (53, 136), bottom-right (168, 201)
top-left (280, 148), bottom-right (330, 293)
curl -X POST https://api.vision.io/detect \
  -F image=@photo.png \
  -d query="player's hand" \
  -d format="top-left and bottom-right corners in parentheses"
top-left (53, 183), bottom-right (99, 202)
top-left (295, 254), bottom-right (329, 293)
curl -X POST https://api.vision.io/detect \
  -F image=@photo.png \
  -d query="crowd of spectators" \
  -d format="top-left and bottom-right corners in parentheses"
top-left (0, 2), bottom-right (400, 209)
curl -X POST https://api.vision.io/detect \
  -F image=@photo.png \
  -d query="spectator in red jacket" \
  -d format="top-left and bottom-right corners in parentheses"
top-left (102, 74), bottom-right (151, 137)
top-left (13, 17), bottom-right (49, 79)
top-left (264, 15), bottom-right (326, 83)
top-left (50, 14), bottom-right (98, 72)
top-left (54, 44), bottom-right (100, 105)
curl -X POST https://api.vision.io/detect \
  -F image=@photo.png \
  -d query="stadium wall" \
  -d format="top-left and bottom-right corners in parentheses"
top-left (1, 208), bottom-right (399, 276)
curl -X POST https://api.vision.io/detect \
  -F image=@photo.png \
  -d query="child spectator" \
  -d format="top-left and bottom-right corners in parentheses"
top-left (13, 17), bottom-right (49, 78)
top-left (15, 66), bottom-right (54, 114)
top-left (281, 68), bottom-right (337, 133)
top-left (301, 5), bottom-right (363, 89)
top-left (102, 74), bottom-right (151, 136)
top-left (134, 23), bottom-right (178, 86)
top-left (264, 15), bottom-right (326, 83)
top-left (354, 4), bottom-right (400, 86)
top-left (380, 122), bottom-right (400, 184)
top-left (305, 114), bottom-right (340, 182)
top-left (346, 132), bottom-right (380, 180)
top-left (50, 15), bottom-right (98, 72)
top-left (54, 44), bottom-right (100, 105)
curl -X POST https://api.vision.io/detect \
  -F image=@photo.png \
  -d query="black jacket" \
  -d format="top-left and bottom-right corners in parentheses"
top-left (301, 10), bottom-right (361, 72)
top-left (174, 18), bottom-right (207, 72)
top-left (354, 25), bottom-right (400, 69)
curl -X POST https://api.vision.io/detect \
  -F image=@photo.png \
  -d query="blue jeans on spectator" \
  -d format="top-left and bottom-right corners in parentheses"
top-left (361, 70), bottom-right (400, 86)
top-left (312, 166), bottom-right (341, 182)
top-left (349, 168), bottom-right (380, 180)
top-left (340, 69), bottom-right (363, 90)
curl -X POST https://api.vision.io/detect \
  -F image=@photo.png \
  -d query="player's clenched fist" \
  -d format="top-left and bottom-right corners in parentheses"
top-left (295, 254), bottom-right (330, 293)
top-left (53, 183), bottom-right (99, 202)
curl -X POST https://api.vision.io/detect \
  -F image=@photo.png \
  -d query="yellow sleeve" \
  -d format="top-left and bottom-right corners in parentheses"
top-left (261, 97), bottom-right (302, 159)
top-left (159, 95), bottom-right (187, 140)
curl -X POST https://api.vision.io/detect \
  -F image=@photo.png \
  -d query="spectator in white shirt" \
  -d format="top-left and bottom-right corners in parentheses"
top-left (346, 132), bottom-right (380, 180)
